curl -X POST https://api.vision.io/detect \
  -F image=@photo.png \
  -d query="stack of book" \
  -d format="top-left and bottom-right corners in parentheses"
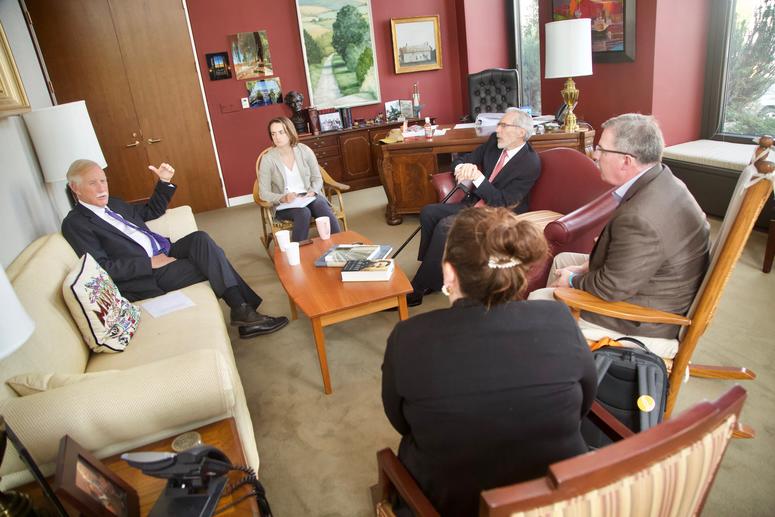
top-left (315, 244), bottom-right (392, 267)
top-left (341, 259), bottom-right (395, 282)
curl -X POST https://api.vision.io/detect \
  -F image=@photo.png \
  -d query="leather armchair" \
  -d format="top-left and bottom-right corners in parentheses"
top-left (468, 68), bottom-right (520, 121)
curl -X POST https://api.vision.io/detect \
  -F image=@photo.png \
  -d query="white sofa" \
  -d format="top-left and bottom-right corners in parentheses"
top-left (0, 206), bottom-right (259, 483)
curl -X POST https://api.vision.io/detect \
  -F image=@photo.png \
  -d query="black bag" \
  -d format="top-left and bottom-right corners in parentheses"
top-left (582, 337), bottom-right (669, 449)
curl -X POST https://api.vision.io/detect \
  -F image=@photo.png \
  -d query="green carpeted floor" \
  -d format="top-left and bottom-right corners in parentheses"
top-left (196, 186), bottom-right (775, 516)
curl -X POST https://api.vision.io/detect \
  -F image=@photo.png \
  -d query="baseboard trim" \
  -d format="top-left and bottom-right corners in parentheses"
top-left (228, 194), bottom-right (254, 207)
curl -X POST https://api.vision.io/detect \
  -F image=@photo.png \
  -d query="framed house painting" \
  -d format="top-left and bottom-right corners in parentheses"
top-left (552, 0), bottom-right (635, 63)
top-left (295, 0), bottom-right (381, 108)
top-left (391, 15), bottom-right (443, 74)
top-left (0, 21), bottom-right (30, 118)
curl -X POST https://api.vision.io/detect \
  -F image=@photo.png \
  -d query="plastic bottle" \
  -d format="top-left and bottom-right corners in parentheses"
top-left (424, 117), bottom-right (433, 138)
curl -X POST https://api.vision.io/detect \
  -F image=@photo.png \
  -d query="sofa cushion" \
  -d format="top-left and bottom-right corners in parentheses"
top-left (63, 254), bottom-right (141, 353)
top-left (1, 234), bottom-right (89, 402)
top-left (6, 370), bottom-right (120, 396)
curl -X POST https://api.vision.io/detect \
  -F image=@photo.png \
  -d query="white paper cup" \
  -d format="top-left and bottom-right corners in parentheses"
top-left (276, 230), bottom-right (291, 252)
top-left (315, 216), bottom-right (331, 240)
top-left (286, 242), bottom-right (300, 266)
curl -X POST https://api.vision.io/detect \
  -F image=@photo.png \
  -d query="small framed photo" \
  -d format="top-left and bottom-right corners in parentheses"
top-left (399, 100), bottom-right (414, 119)
top-left (319, 111), bottom-right (343, 132)
top-left (205, 52), bottom-right (232, 81)
top-left (391, 15), bottom-right (443, 74)
top-left (53, 435), bottom-right (139, 517)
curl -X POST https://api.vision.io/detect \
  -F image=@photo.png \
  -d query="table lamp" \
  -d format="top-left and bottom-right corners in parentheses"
top-left (0, 268), bottom-right (35, 515)
top-left (544, 18), bottom-right (593, 133)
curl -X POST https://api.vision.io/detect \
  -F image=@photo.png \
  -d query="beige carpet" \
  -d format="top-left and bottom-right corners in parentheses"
top-left (195, 187), bottom-right (775, 516)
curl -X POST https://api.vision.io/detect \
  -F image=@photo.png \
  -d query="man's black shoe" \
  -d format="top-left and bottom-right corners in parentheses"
top-left (386, 287), bottom-right (430, 311)
top-left (238, 315), bottom-right (289, 338)
top-left (231, 303), bottom-right (265, 326)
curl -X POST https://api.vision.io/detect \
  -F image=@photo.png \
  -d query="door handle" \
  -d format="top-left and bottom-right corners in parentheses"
top-left (125, 140), bottom-right (140, 147)
top-left (147, 138), bottom-right (162, 144)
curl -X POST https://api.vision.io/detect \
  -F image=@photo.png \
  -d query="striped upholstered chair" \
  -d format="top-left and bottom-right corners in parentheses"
top-left (375, 386), bottom-right (746, 517)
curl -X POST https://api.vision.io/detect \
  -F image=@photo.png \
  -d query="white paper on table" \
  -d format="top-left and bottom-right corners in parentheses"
top-left (454, 123), bottom-right (477, 129)
top-left (276, 195), bottom-right (315, 211)
top-left (402, 125), bottom-right (440, 138)
top-left (433, 128), bottom-right (449, 136)
top-left (141, 291), bottom-right (195, 318)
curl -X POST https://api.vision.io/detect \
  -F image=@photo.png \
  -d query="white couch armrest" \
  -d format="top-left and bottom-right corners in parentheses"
top-left (146, 205), bottom-right (197, 243)
top-left (0, 348), bottom-right (235, 477)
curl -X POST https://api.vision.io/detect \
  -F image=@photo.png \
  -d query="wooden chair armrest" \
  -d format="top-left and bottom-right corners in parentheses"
top-left (255, 198), bottom-right (273, 209)
top-left (588, 401), bottom-right (635, 442)
top-left (377, 449), bottom-right (439, 517)
top-left (325, 178), bottom-right (350, 191)
top-left (553, 287), bottom-right (691, 326)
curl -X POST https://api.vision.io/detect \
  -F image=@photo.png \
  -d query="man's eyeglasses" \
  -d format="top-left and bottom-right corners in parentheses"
top-left (594, 145), bottom-right (633, 157)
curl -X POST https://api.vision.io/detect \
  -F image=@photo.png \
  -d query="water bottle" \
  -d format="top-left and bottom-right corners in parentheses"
top-left (424, 117), bottom-right (433, 138)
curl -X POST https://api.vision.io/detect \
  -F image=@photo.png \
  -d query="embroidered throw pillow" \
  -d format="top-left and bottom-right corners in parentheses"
top-left (63, 254), bottom-right (140, 353)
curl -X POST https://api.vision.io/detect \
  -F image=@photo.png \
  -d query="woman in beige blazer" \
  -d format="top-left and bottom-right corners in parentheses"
top-left (257, 117), bottom-right (341, 241)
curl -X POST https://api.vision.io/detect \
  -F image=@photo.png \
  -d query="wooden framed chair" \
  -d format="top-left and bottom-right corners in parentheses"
top-left (553, 136), bottom-right (774, 419)
top-left (374, 386), bottom-right (747, 517)
top-left (253, 148), bottom-right (350, 257)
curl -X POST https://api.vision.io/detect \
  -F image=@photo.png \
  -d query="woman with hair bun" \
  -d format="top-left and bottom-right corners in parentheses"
top-left (381, 207), bottom-right (596, 517)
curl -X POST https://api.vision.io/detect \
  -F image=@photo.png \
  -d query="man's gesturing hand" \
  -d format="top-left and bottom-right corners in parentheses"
top-left (149, 163), bottom-right (175, 182)
top-left (151, 254), bottom-right (177, 269)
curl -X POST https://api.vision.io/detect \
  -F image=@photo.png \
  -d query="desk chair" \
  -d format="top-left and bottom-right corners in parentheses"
top-left (375, 386), bottom-right (746, 517)
top-left (468, 68), bottom-right (520, 121)
top-left (554, 136), bottom-right (773, 419)
top-left (253, 148), bottom-right (349, 258)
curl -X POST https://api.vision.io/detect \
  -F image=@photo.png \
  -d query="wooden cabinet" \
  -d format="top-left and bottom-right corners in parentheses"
top-left (299, 121), bottom-right (407, 191)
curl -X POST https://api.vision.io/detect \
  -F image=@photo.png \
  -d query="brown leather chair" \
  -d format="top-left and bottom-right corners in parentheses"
top-left (431, 147), bottom-right (617, 292)
top-left (375, 386), bottom-right (747, 517)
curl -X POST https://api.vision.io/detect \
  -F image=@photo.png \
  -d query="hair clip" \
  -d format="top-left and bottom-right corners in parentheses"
top-left (487, 256), bottom-right (521, 269)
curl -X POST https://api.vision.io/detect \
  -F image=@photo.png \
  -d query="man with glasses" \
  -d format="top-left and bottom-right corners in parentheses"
top-left (532, 113), bottom-right (709, 357)
top-left (406, 108), bottom-right (541, 306)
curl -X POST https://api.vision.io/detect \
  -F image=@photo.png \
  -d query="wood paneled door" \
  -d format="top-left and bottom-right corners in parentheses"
top-left (24, 0), bottom-right (226, 212)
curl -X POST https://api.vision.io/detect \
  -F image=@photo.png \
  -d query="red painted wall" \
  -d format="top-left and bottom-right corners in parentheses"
top-left (651, 0), bottom-right (708, 145)
top-left (186, 0), bottom-right (464, 200)
top-left (539, 0), bottom-right (709, 146)
top-left (462, 0), bottom-right (510, 74)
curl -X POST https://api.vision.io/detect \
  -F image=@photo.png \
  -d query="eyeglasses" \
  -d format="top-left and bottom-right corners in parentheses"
top-left (496, 122), bottom-right (520, 129)
top-left (594, 145), bottom-right (633, 157)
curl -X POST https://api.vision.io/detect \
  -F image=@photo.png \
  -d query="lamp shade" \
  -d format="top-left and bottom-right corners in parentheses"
top-left (544, 18), bottom-right (593, 79)
top-left (0, 268), bottom-right (34, 361)
top-left (22, 100), bottom-right (107, 183)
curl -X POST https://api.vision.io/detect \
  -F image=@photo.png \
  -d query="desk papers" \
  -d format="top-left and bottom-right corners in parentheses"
top-left (276, 196), bottom-right (315, 211)
top-left (141, 291), bottom-right (195, 318)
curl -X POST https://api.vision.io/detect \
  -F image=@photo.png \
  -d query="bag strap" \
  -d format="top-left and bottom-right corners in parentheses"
top-left (594, 354), bottom-right (614, 386)
top-left (616, 336), bottom-right (650, 352)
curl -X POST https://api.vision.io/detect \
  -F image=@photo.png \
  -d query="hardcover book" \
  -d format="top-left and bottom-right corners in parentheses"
top-left (340, 259), bottom-right (395, 282)
top-left (315, 244), bottom-right (392, 267)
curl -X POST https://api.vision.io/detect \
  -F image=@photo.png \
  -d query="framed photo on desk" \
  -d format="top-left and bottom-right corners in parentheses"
top-left (391, 15), bottom-right (443, 74)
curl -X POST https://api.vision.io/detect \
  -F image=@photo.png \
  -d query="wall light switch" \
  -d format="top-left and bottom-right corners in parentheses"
top-left (241, 97), bottom-right (250, 109)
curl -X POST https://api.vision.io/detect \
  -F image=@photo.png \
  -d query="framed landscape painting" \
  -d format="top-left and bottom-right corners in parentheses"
top-left (295, 0), bottom-right (381, 108)
top-left (552, 0), bottom-right (635, 62)
top-left (230, 31), bottom-right (273, 79)
top-left (391, 15), bottom-right (442, 74)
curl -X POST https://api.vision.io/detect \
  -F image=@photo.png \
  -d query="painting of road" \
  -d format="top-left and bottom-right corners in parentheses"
top-left (230, 31), bottom-right (273, 80)
top-left (296, 0), bottom-right (380, 108)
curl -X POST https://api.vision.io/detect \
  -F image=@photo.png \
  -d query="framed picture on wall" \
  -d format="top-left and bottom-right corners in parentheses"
top-left (552, 0), bottom-right (635, 63)
top-left (390, 15), bottom-right (443, 74)
top-left (246, 78), bottom-right (283, 108)
top-left (229, 31), bottom-right (273, 79)
top-left (0, 21), bottom-right (31, 118)
top-left (294, 0), bottom-right (381, 108)
top-left (205, 52), bottom-right (232, 80)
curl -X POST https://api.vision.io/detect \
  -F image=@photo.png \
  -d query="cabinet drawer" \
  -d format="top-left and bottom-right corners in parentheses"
top-left (313, 145), bottom-right (340, 160)
top-left (318, 155), bottom-right (343, 181)
top-left (304, 135), bottom-right (339, 150)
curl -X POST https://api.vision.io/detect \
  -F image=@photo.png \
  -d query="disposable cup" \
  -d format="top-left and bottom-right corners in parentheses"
top-left (315, 216), bottom-right (331, 240)
top-left (276, 230), bottom-right (291, 252)
top-left (286, 242), bottom-right (300, 266)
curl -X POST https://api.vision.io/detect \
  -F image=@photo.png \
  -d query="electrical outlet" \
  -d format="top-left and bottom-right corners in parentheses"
top-left (241, 97), bottom-right (250, 109)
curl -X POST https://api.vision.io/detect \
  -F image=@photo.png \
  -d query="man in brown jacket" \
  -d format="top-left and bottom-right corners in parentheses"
top-left (533, 114), bottom-right (709, 357)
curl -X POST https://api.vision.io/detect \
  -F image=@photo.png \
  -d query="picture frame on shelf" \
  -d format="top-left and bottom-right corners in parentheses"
top-left (53, 435), bottom-right (140, 517)
top-left (205, 52), bottom-right (232, 81)
top-left (0, 21), bottom-right (30, 118)
top-left (319, 111), bottom-right (343, 132)
top-left (551, 0), bottom-right (635, 63)
top-left (390, 15), bottom-right (443, 74)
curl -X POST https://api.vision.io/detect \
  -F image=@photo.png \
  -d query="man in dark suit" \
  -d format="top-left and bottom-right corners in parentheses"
top-left (62, 159), bottom-right (288, 338)
top-left (407, 108), bottom-right (541, 306)
top-left (533, 114), bottom-right (709, 357)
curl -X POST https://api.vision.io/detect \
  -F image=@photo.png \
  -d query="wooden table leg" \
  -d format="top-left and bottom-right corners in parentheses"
top-left (311, 317), bottom-right (332, 394)
top-left (397, 295), bottom-right (409, 320)
top-left (763, 219), bottom-right (775, 273)
top-left (288, 295), bottom-right (298, 320)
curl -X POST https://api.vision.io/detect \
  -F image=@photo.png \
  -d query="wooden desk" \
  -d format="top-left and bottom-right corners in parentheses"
top-left (273, 231), bottom-right (412, 394)
top-left (378, 126), bottom-right (595, 225)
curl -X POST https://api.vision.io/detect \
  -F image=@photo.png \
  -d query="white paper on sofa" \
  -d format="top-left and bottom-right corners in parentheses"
top-left (141, 292), bottom-right (195, 318)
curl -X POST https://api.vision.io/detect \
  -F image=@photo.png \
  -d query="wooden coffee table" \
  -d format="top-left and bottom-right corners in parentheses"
top-left (273, 231), bottom-right (412, 394)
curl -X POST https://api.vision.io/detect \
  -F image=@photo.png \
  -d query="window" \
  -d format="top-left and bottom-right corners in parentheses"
top-left (508, 0), bottom-right (541, 114)
top-left (707, 0), bottom-right (775, 139)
